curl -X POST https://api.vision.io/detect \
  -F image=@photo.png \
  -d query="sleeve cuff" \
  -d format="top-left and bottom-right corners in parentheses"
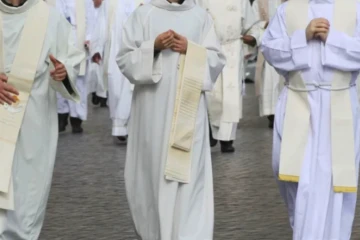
top-left (140, 40), bottom-right (162, 84)
top-left (290, 30), bottom-right (311, 69)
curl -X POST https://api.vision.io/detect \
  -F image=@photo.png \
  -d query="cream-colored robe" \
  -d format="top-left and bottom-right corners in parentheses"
top-left (196, 0), bottom-right (260, 141)
top-left (254, 0), bottom-right (285, 117)
top-left (0, 0), bottom-right (84, 239)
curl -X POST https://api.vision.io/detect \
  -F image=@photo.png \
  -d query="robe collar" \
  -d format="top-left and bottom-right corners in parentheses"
top-left (151, 0), bottom-right (195, 11)
top-left (0, 0), bottom-right (38, 14)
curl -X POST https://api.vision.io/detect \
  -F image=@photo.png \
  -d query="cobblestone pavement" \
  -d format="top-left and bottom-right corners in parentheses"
top-left (40, 84), bottom-right (360, 240)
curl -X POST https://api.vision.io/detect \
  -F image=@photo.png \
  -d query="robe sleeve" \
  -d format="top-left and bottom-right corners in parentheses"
top-left (260, 4), bottom-right (311, 74)
top-left (55, 0), bottom-right (68, 18)
top-left (321, 6), bottom-right (360, 71)
top-left (200, 14), bottom-right (226, 91)
top-left (50, 16), bottom-right (85, 102)
top-left (243, 0), bottom-right (261, 44)
top-left (117, 11), bottom-right (162, 85)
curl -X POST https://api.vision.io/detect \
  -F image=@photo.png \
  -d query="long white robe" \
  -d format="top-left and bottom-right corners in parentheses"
top-left (253, 0), bottom-right (284, 117)
top-left (90, 0), bottom-right (135, 137)
top-left (0, 1), bottom-right (84, 239)
top-left (117, 0), bottom-right (225, 239)
top-left (196, 0), bottom-right (260, 141)
top-left (56, 0), bottom-right (95, 120)
top-left (261, 2), bottom-right (360, 239)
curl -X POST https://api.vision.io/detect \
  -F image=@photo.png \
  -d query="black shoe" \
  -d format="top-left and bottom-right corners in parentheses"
top-left (70, 117), bottom-right (83, 134)
top-left (58, 113), bottom-right (69, 132)
top-left (92, 92), bottom-right (100, 105)
top-left (209, 125), bottom-right (218, 147)
top-left (99, 97), bottom-right (107, 108)
top-left (117, 136), bottom-right (128, 144)
top-left (220, 141), bottom-right (235, 153)
top-left (267, 115), bottom-right (274, 129)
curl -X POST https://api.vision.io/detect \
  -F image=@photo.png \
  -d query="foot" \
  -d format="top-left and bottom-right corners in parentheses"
top-left (210, 138), bottom-right (218, 147)
top-left (92, 92), bottom-right (100, 105)
top-left (267, 115), bottom-right (274, 129)
top-left (70, 117), bottom-right (83, 134)
top-left (117, 136), bottom-right (128, 144)
top-left (220, 141), bottom-right (235, 153)
top-left (99, 97), bottom-right (107, 108)
top-left (58, 113), bottom-right (69, 133)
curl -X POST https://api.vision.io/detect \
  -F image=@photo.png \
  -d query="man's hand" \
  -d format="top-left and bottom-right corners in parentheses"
top-left (93, 0), bottom-right (102, 8)
top-left (154, 30), bottom-right (174, 51)
top-left (171, 31), bottom-right (188, 54)
top-left (49, 55), bottom-right (67, 81)
top-left (306, 18), bottom-right (329, 41)
top-left (0, 76), bottom-right (19, 105)
top-left (242, 35), bottom-right (257, 47)
top-left (0, 73), bottom-right (8, 83)
top-left (315, 32), bottom-right (329, 43)
top-left (92, 53), bottom-right (102, 64)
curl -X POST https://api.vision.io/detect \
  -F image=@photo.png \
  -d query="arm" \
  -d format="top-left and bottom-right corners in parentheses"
top-left (200, 14), bottom-right (226, 91)
top-left (243, 0), bottom-right (261, 46)
top-left (260, 4), bottom-right (311, 73)
top-left (50, 16), bottom-right (85, 101)
top-left (117, 11), bottom-right (162, 85)
top-left (322, 7), bottom-right (360, 71)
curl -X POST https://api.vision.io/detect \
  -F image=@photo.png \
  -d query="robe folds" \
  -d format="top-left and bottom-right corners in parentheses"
top-left (253, 0), bottom-right (284, 117)
top-left (261, 1), bottom-right (360, 239)
top-left (0, 0), bottom-right (84, 239)
top-left (56, 0), bottom-right (95, 121)
top-left (196, 0), bottom-right (260, 141)
top-left (117, 0), bottom-right (225, 239)
top-left (90, 0), bottom-right (135, 137)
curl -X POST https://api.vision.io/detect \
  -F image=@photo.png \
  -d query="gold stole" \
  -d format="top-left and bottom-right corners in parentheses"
top-left (75, 0), bottom-right (86, 76)
top-left (102, 0), bottom-right (119, 91)
top-left (165, 42), bottom-right (207, 183)
top-left (0, 1), bottom-right (50, 210)
top-left (279, 0), bottom-right (357, 193)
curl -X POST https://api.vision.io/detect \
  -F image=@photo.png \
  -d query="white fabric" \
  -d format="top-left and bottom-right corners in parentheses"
top-left (90, 0), bottom-right (135, 136)
top-left (0, 1), bottom-right (84, 238)
top-left (253, 0), bottom-right (284, 117)
top-left (117, 0), bottom-right (225, 238)
top-left (196, 0), bottom-right (260, 141)
top-left (56, 0), bottom-right (94, 120)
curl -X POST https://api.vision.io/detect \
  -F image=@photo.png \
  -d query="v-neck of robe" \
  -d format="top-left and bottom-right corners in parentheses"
top-left (151, 0), bottom-right (195, 11)
top-left (0, 0), bottom-right (38, 14)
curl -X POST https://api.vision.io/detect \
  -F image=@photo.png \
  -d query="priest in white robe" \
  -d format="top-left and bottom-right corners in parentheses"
top-left (56, 0), bottom-right (95, 133)
top-left (0, 0), bottom-right (84, 238)
top-left (262, 0), bottom-right (360, 238)
top-left (90, 0), bottom-right (135, 142)
top-left (253, 0), bottom-right (285, 129)
top-left (118, 0), bottom-right (225, 238)
top-left (196, 0), bottom-right (260, 152)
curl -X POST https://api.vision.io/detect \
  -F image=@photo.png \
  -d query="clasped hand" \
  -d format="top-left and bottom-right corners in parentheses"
top-left (154, 30), bottom-right (188, 54)
top-left (306, 18), bottom-right (330, 42)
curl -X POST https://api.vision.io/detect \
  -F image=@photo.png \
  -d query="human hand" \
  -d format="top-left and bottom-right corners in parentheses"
top-left (0, 76), bottom-right (19, 105)
top-left (93, 0), bottom-right (102, 8)
top-left (154, 30), bottom-right (174, 51)
top-left (241, 35), bottom-right (256, 47)
top-left (306, 18), bottom-right (329, 41)
top-left (92, 53), bottom-right (102, 64)
top-left (84, 40), bottom-right (90, 50)
top-left (171, 31), bottom-right (188, 54)
top-left (314, 32), bottom-right (329, 43)
top-left (49, 55), bottom-right (67, 81)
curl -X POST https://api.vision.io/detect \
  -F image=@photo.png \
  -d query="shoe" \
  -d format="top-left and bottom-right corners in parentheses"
top-left (220, 141), bottom-right (235, 153)
top-left (92, 92), bottom-right (100, 105)
top-left (70, 117), bottom-right (83, 134)
top-left (117, 136), bottom-right (128, 145)
top-left (99, 97), bottom-right (107, 108)
top-left (58, 113), bottom-right (69, 132)
top-left (267, 115), bottom-right (274, 129)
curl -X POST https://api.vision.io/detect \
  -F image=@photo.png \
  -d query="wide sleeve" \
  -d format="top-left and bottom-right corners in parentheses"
top-left (117, 11), bottom-right (162, 85)
top-left (321, 4), bottom-right (360, 71)
top-left (260, 4), bottom-right (311, 74)
top-left (200, 14), bottom-right (226, 91)
top-left (50, 16), bottom-right (85, 102)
